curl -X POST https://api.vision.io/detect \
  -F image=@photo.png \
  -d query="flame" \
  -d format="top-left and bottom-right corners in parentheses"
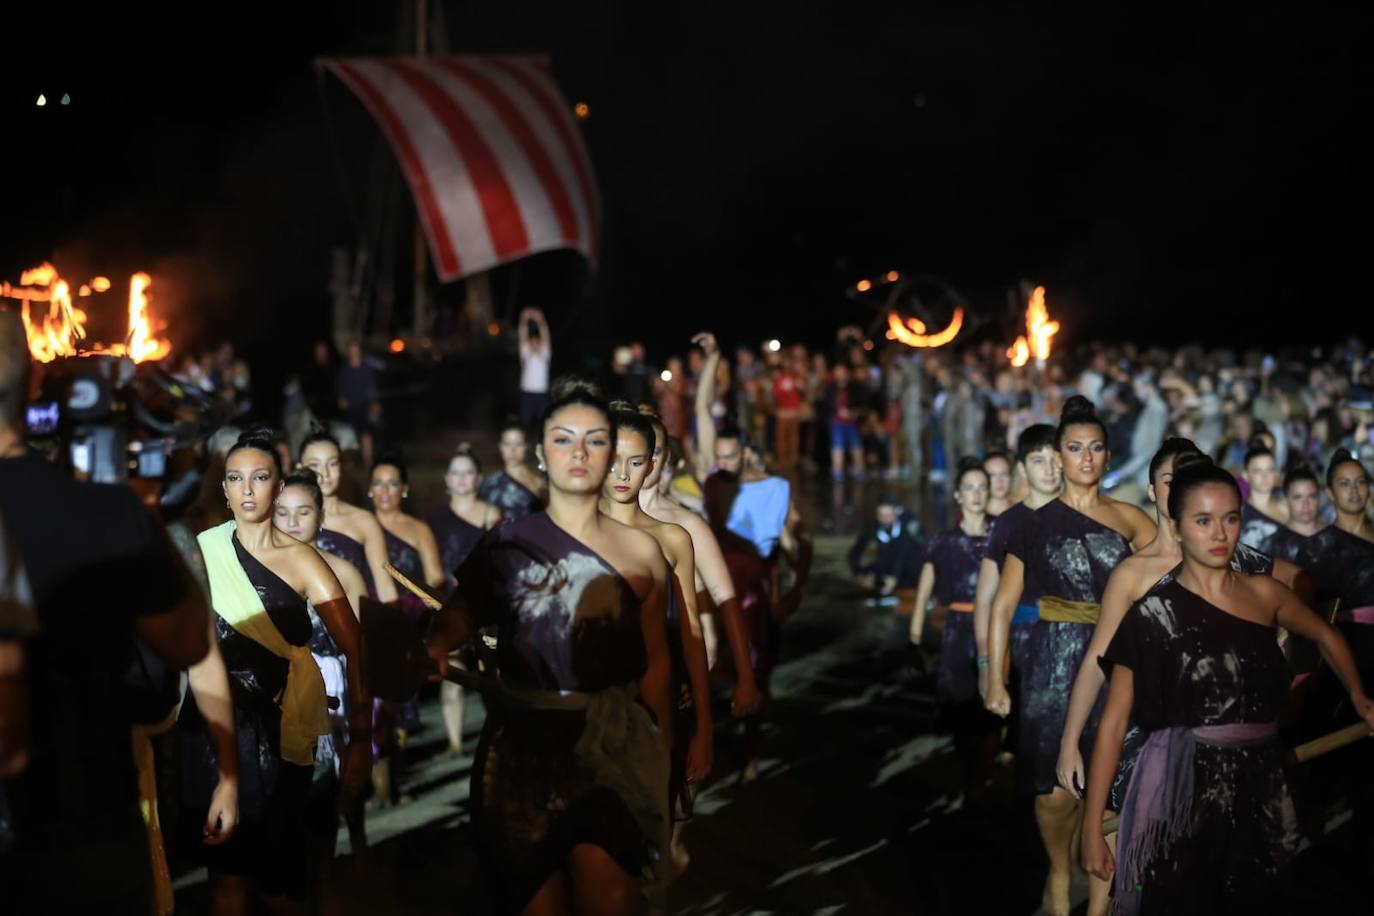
top-left (1007, 285), bottom-right (1059, 367)
top-left (884, 306), bottom-right (964, 348)
top-left (389, 338), bottom-right (406, 353)
top-left (4, 263), bottom-right (170, 363)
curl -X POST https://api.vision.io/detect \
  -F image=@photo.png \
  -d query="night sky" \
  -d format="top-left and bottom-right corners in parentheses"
top-left (4, 4), bottom-right (1372, 371)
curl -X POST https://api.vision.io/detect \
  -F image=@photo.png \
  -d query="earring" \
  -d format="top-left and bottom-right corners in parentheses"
top-left (537, 461), bottom-right (546, 472)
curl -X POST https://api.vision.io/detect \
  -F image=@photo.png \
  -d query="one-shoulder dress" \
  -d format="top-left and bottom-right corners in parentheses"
top-left (924, 525), bottom-right (990, 716)
top-left (1297, 526), bottom-right (1374, 683)
top-left (1009, 500), bottom-right (1131, 795)
top-left (478, 470), bottom-right (541, 523)
top-left (427, 504), bottom-right (487, 582)
top-left (1102, 577), bottom-right (1296, 915)
top-left (384, 526), bottom-right (432, 624)
top-left (316, 527), bottom-right (376, 596)
top-left (177, 533), bottom-right (315, 899)
top-left (452, 513), bottom-right (666, 912)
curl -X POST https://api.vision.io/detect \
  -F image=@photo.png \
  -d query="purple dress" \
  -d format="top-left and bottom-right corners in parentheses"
top-left (1009, 500), bottom-right (1131, 796)
top-left (427, 504), bottom-right (485, 582)
top-left (316, 527), bottom-right (376, 597)
top-left (383, 527), bottom-right (431, 624)
top-left (478, 470), bottom-right (541, 522)
top-left (453, 513), bottom-right (655, 911)
top-left (924, 526), bottom-right (989, 712)
top-left (1102, 578), bottom-right (1296, 915)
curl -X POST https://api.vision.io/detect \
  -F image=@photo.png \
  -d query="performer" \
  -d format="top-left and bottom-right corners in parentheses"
top-left (478, 423), bottom-right (546, 522)
top-left (298, 431), bottom-right (399, 604)
top-left (601, 405), bottom-right (714, 874)
top-left (1081, 458), bottom-right (1374, 915)
top-left (983, 450), bottom-right (1014, 516)
top-left (1239, 443), bottom-right (1290, 554)
top-left (426, 383), bottom-right (674, 915)
top-left (636, 402), bottom-right (762, 718)
top-left (426, 444), bottom-right (502, 758)
top-left (908, 457), bottom-right (996, 801)
top-left (179, 430), bottom-right (370, 912)
top-left (369, 452), bottom-right (445, 622)
top-left (972, 424), bottom-right (1061, 701)
top-left (1278, 465), bottom-right (1324, 549)
top-left (984, 397), bottom-right (1156, 916)
top-left (1056, 446), bottom-right (1299, 817)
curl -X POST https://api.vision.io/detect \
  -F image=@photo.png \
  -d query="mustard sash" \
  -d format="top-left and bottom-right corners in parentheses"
top-left (1038, 595), bottom-right (1101, 624)
top-left (197, 521), bottom-right (327, 766)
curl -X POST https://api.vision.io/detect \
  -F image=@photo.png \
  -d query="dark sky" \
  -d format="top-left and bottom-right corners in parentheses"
top-left (3, 3), bottom-right (1372, 366)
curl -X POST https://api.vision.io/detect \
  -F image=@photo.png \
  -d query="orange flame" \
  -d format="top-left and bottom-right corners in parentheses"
top-left (1007, 285), bottom-right (1059, 367)
top-left (884, 307), bottom-right (964, 348)
top-left (4, 263), bottom-right (170, 363)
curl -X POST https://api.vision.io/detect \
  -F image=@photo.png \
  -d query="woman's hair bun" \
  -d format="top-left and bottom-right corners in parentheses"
top-left (607, 398), bottom-right (635, 413)
top-left (1060, 395), bottom-right (1098, 423)
top-left (550, 375), bottom-right (602, 401)
top-left (235, 426), bottom-right (278, 450)
top-left (453, 442), bottom-right (477, 458)
top-left (956, 455), bottom-right (984, 474)
top-left (1170, 451), bottom-right (1214, 475)
top-left (636, 400), bottom-right (661, 419)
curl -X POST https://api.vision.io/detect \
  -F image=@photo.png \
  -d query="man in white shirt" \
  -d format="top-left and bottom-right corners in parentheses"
top-left (517, 306), bottom-right (551, 432)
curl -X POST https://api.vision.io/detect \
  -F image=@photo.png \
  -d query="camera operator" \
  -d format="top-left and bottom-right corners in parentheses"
top-left (0, 312), bottom-right (217, 913)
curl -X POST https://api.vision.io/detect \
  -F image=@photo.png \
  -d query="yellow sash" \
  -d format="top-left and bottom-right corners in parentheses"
top-left (197, 521), bottom-right (327, 766)
top-left (1038, 595), bottom-right (1101, 625)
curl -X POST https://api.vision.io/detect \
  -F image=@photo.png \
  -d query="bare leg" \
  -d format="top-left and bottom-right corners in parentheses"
top-left (567, 843), bottom-right (644, 916)
top-left (520, 871), bottom-right (571, 916)
top-left (848, 446), bottom-right (865, 478)
top-left (208, 871), bottom-right (250, 916)
top-left (440, 680), bottom-right (465, 755)
top-left (1034, 788), bottom-right (1079, 916)
top-left (830, 446), bottom-right (844, 480)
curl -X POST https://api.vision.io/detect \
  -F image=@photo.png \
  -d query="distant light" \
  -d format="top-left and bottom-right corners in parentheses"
top-left (856, 279), bottom-right (872, 292)
top-left (487, 321), bottom-right (501, 336)
top-left (78, 285), bottom-right (91, 297)
top-left (863, 340), bottom-right (875, 351)
top-left (767, 339), bottom-right (781, 352)
top-left (886, 270), bottom-right (899, 282)
top-left (573, 101), bottom-right (590, 120)
top-left (660, 369), bottom-right (673, 382)
top-left (60, 93), bottom-right (71, 106)
top-left (91, 276), bottom-right (111, 292)
top-left (36, 94), bottom-right (46, 107)
top-left (389, 338), bottom-right (406, 353)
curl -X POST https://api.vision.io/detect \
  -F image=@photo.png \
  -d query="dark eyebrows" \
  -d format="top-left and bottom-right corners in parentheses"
top-left (552, 425), bottom-right (611, 435)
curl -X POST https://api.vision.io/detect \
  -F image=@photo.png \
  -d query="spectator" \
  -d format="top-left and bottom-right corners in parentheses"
top-left (848, 496), bottom-right (921, 606)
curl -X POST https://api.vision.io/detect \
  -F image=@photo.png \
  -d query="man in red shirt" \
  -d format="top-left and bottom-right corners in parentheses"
top-left (772, 363), bottom-right (802, 471)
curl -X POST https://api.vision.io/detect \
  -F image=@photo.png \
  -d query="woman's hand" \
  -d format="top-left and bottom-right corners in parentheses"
top-left (338, 737), bottom-right (373, 810)
top-left (984, 683), bottom-right (1011, 718)
top-left (1355, 693), bottom-right (1374, 734)
top-left (692, 331), bottom-right (719, 357)
top-left (1081, 827), bottom-right (1115, 882)
top-left (686, 724), bottom-right (713, 783)
top-left (1056, 746), bottom-right (1086, 798)
top-left (202, 776), bottom-right (239, 846)
top-left (731, 674), bottom-right (762, 718)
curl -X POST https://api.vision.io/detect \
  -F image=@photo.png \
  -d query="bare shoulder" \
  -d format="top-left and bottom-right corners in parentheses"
top-left (651, 519), bottom-right (694, 566)
top-left (602, 515), bottom-right (663, 565)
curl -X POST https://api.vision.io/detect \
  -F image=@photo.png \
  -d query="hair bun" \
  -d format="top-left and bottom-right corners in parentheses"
top-left (1171, 451), bottom-right (1214, 475)
top-left (636, 400), bottom-right (661, 419)
top-left (453, 442), bottom-right (476, 458)
top-left (607, 398), bottom-right (635, 413)
top-left (1060, 395), bottom-right (1098, 423)
top-left (956, 455), bottom-right (984, 474)
top-left (550, 375), bottom-right (602, 401)
top-left (234, 427), bottom-right (278, 452)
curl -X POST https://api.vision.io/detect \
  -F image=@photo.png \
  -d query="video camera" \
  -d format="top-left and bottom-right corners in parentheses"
top-left (27, 354), bottom-right (223, 491)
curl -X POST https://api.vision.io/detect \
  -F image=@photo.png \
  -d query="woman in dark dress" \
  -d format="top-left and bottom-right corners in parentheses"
top-left (909, 456), bottom-right (995, 798)
top-left (478, 423), bottom-right (547, 522)
top-left (984, 397), bottom-right (1156, 916)
top-left (299, 430), bottom-right (398, 603)
top-left (427, 443), bottom-right (503, 757)
top-left (427, 384), bottom-right (674, 916)
top-left (1269, 465), bottom-right (1323, 564)
top-left (1082, 459), bottom-right (1373, 916)
top-left (179, 430), bottom-right (370, 914)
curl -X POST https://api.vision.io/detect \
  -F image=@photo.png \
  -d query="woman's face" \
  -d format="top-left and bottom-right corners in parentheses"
top-left (603, 430), bottom-right (654, 505)
top-left (1058, 423), bottom-right (1109, 487)
top-left (1171, 482), bottom-right (1241, 570)
top-left (983, 456), bottom-right (1012, 500)
top-left (1149, 455), bottom-right (1179, 517)
top-left (1329, 461), bottom-right (1371, 516)
top-left (955, 469), bottom-right (990, 516)
top-left (537, 404), bottom-right (612, 496)
top-left (1285, 479), bottom-right (1320, 525)
top-left (274, 485), bottom-right (322, 543)
top-left (301, 442), bottom-right (342, 497)
top-left (641, 423), bottom-right (667, 490)
top-left (1244, 454), bottom-right (1279, 496)
top-left (223, 448), bottom-right (281, 524)
top-left (369, 464), bottom-right (406, 513)
top-left (446, 455), bottom-right (479, 497)
top-left (499, 429), bottom-right (528, 468)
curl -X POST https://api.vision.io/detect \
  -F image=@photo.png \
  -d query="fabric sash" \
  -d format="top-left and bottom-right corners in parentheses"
top-left (1115, 721), bottom-right (1278, 915)
top-left (1337, 605), bottom-right (1374, 625)
top-left (1010, 602), bottom-right (1039, 625)
top-left (197, 521), bottom-right (328, 766)
top-left (1038, 595), bottom-right (1100, 624)
top-left (946, 601), bottom-right (974, 613)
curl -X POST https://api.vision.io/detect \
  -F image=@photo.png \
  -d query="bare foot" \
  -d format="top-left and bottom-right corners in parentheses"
top-left (742, 759), bottom-right (760, 784)
top-left (1041, 870), bottom-right (1070, 916)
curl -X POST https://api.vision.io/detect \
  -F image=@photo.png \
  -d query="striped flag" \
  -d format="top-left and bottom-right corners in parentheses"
top-left (321, 55), bottom-right (600, 283)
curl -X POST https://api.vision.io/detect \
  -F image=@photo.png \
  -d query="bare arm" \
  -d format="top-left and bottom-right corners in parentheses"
top-left (323, 553), bottom-right (367, 619)
top-left (358, 514), bottom-right (400, 603)
top-left (1082, 664), bottom-right (1133, 880)
top-left (907, 562), bottom-right (936, 644)
top-left (1271, 579), bottom-right (1373, 721)
top-left (984, 555), bottom-right (1026, 716)
top-left (186, 618), bottom-right (239, 844)
top-left (415, 524), bottom-right (447, 590)
top-left (972, 557), bottom-right (1000, 663)
top-left (693, 333), bottom-right (721, 476)
top-left (1058, 563), bottom-right (1138, 795)
top-left (668, 531), bottom-right (713, 780)
top-left (639, 560), bottom-right (674, 753)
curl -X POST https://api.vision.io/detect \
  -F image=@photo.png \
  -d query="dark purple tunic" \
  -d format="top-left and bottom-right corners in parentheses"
top-left (427, 504), bottom-right (486, 583)
top-left (1009, 500), bottom-right (1131, 795)
top-left (478, 470), bottom-right (541, 522)
top-left (925, 526), bottom-right (989, 711)
top-left (316, 527), bottom-right (376, 597)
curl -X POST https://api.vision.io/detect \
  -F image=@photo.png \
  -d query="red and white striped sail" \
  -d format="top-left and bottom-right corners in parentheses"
top-left (322, 55), bottom-right (600, 282)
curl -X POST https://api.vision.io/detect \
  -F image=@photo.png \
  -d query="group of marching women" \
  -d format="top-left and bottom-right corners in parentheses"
top-left (913, 394), bottom-right (1374, 915)
top-left (171, 366), bottom-right (788, 916)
